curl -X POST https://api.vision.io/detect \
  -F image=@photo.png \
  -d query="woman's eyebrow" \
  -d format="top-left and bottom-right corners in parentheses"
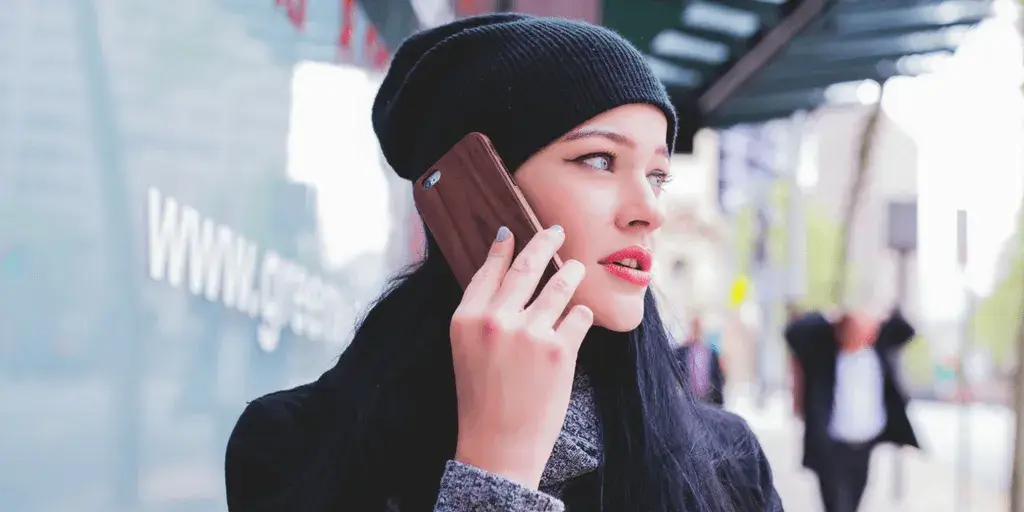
top-left (560, 128), bottom-right (669, 157)
top-left (561, 128), bottom-right (631, 147)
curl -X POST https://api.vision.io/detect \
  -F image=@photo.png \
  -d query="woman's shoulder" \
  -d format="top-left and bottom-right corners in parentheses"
top-left (694, 405), bottom-right (785, 511)
top-left (228, 382), bottom-right (324, 450)
top-left (697, 404), bottom-right (753, 439)
top-left (694, 405), bottom-right (763, 463)
top-left (225, 382), bottom-right (329, 509)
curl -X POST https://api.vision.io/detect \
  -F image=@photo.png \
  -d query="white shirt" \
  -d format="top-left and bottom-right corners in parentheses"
top-left (828, 347), bottom-right (887, 443)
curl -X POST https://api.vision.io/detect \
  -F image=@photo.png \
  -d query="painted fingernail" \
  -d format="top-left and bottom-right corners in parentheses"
top-left (496, 226), bottom-right (511, 242)
top-left (550, 225), bottom-right (563, 233)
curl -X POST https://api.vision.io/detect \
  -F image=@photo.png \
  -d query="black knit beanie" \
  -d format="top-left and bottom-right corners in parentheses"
top-left (372, 13), bottom-right (678, 182)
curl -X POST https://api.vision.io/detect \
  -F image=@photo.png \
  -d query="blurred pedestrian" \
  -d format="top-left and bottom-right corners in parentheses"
top-left (785, 305), bottom-right (805, 417)
top-left (225, 13), bottom-right (782, 512)
top-left (675, 316), bottom-right (726, 406)
top-left (785, 308), bottom-right (919, 512)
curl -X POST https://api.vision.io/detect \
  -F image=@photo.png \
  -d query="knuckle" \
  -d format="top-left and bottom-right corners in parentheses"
top-left (547, 275), bottom-right (573, 294)
top-left (509, 255), bottom-right (537, 275)
top-left (544, 343), bottom-right (567, 365)
top-left (481, 313), bottom-right (509, 339)
top-left (544, 262), bottom-right (583, 295)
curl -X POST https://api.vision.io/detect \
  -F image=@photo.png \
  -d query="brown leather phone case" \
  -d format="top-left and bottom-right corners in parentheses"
top-left (413, 132), bottom-right (563, 290)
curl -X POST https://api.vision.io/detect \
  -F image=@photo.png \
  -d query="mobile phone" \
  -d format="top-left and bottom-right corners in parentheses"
top-left (413, 132), bottom-right (563, 290)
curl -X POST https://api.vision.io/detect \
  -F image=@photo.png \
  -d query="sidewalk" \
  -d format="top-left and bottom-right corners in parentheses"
top-left (730, 393), bottom-right (1009, 511)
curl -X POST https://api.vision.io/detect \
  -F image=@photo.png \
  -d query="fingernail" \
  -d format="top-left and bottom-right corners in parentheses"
top-left (496, 226), bottom-right (511, 242)
top-left (550, 225), bottom-right (563, 234)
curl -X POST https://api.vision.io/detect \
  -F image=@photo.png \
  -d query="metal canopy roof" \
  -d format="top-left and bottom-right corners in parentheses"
top-left (602, 0), bottom-right (995, 152)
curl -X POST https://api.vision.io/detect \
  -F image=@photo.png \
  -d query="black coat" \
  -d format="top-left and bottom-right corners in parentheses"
top-left (784, 310), bottom-right (920, 472)
top-left (224, 366), bottom-right (784, 511)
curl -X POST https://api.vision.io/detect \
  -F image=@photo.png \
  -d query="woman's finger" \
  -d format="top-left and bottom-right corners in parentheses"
top-left (491, 226), bottom-right (565, 312)
top-left (523, 260), bottom-right (585, 328)
top-left (555, 304), bottom-right (593, 351)
top-left (461, 226), bottom-right (515, 308)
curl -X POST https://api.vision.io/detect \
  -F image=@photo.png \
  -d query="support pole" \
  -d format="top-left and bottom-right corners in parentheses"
top-left (955, 208), bottom-right (971, 512)
top-left (1010, 304), bottom-right (1024, 512)
top-left (892, 250), bottom-right (909, 503)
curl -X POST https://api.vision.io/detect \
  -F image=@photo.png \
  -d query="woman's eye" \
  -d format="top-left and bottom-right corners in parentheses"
top-left (648, 172), bottom-right (672, 189)
top-left (579, 154), bottom-right (612, 171)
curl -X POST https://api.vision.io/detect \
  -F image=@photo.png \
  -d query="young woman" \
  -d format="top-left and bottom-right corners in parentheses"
top-left (225, 13), bottom-right (783, 512)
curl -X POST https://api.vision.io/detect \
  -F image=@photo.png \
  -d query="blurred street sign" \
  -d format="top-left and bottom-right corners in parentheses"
top-left (887, 200), bottom-right (918, 253)
top-left (729, 274), bottom-right (751, 308)
top-left (718, 123), bottom-right (778, 216)
top-left (718, 127), bottom-right (751, 216)
top-left (957, 209), bottom-right (968, 267)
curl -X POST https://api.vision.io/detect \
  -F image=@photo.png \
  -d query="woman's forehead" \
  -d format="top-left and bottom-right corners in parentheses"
top-left (571, 104), bottom-right (669, 147)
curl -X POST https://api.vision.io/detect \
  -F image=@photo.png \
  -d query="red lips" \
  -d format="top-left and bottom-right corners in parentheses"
top-left (598, 246), bottom-right (653, 286)
top-left (598, 246), bottom-right (652, 272)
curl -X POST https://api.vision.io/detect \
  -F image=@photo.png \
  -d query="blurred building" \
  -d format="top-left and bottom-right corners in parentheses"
top-left (653, 129), bottom-right (766, 385)
top-left (0, 1), bottom-right (422, 511)
top-left (678, 102), bottom-right (923, 393)
top-left (805, 105), bottom-right (921, 319)
top-left (655, 130), bottom-right (729, 318)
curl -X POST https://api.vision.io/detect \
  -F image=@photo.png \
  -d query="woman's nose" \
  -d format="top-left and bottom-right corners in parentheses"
top-left (616, 176), bottom-right (666, 230)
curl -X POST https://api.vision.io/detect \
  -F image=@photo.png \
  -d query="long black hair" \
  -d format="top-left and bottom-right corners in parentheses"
top-left (276, 230), bottom-right (758, 511)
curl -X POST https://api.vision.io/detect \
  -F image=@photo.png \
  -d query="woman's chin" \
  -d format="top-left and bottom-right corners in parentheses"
top-left (575, 285), bottom-right (647, 333)
top-left (591, 308), bottom-right (644, 333)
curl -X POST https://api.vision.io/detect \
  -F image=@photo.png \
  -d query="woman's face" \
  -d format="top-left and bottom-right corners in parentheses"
top-left (515, 104), bottom-right (671, 332)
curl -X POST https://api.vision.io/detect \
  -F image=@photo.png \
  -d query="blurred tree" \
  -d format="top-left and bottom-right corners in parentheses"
top-left (802, 201), bottom-right (844, 311)
top-left (834, 103), bottom-right (882, 306)
top-left (734, 179), bottom-right (843, 312)
top-left (1009, 2), bottom-right (1024, 507)
top-left (734, 108), bottom-right (877, 316)
top-left (971, 207), bottom-right (1024, 363)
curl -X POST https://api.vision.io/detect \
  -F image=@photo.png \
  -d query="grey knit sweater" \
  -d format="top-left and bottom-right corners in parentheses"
top-left (432, 373), bottom-right (600, 512)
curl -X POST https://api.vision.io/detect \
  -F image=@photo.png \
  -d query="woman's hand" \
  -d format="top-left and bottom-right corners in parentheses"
top-left (449, 225), bottom-right (592, 490)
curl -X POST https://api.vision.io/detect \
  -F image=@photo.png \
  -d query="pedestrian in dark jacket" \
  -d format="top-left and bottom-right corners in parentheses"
top-left (786, 308), bottom-right (918, 512)
top-left (225, 14), bottom-right (783, 512)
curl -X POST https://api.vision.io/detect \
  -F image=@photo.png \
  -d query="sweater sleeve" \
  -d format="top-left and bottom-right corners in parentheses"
top-left (433, 460), bottom-right (565, 512)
